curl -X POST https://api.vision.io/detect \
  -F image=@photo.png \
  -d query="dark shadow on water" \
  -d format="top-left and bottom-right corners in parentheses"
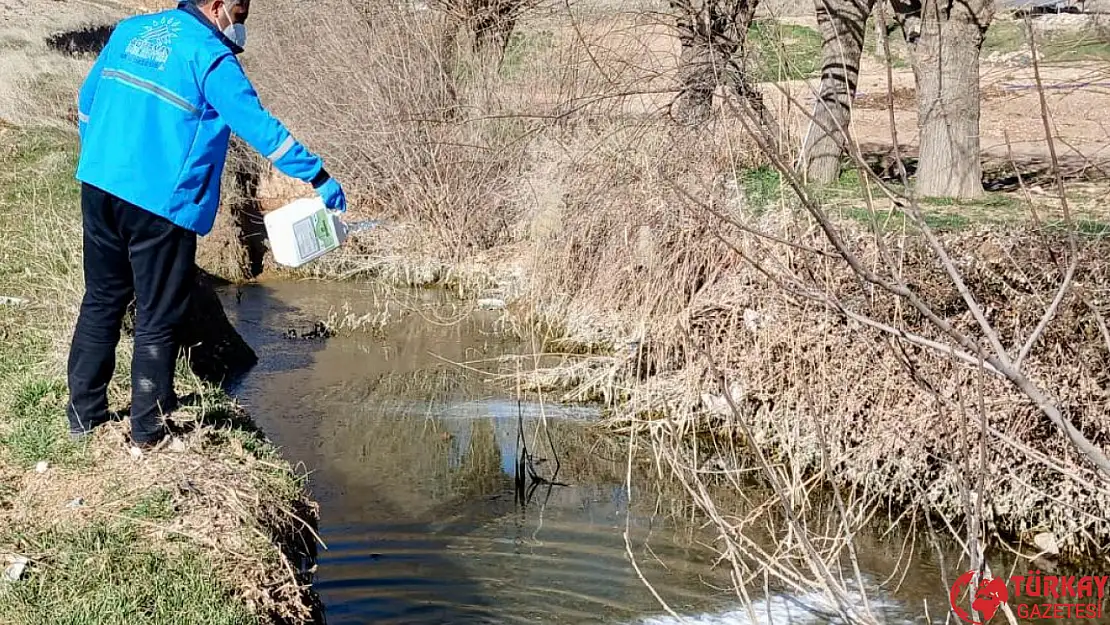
top-left (218, 282), bottom-right (333, 391)
top-left (317, 501), bottom-right (514, 624)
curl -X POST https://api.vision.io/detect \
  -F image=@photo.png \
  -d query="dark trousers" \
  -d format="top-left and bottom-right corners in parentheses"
top-left (66, 183), bottom-right (196, 444)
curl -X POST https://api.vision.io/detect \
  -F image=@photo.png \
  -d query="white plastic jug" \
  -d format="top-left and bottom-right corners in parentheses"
top-left (263, 197), bottom-right (349, 268)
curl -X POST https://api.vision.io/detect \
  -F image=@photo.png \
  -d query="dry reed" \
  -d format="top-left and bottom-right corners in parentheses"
top-left (238, 0), bottom-right (1110, 617)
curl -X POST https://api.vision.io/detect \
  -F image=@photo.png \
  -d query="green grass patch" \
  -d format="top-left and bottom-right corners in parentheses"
top-left (0, 126), bottom-right (82, 291)
top-left (984, 19), bottom-right (1110, 63)
top-left (0, 126), bottom-right (78, 181)
top-left (0, 522), bottom-right (259, 625)
top-left (124, 489), bottom-right (176, 522)
top-left (836, 167), bottom-right (864, 189)
top-left (840, 206), bottom-right (974, 231)
top-left (917, 192), bottom-right (1018, 210)
top-left (1041, 31), bottom-right (1110, 63)
top-left (0, 318), bottom-right (49, 391)
top-left (984, 19), bottom-right (1029, 57)
top-left (838, 204), bottom-right (1110, 234)
top-left (748, 20), bottom-right (822, 82)
top-left (0, 128), bottom-right (86, 468)
top-left (500, 29), bottom-right (554, 79)
top-left (1074, 220), bottom-right (1110, 236)
top-left (1042, 218), bottom-right (1110, 237)
top-left (1, 379), bottom-right (87, 469)
top-left (740, 165), bottom-right (783, 212)
top-left (739, 165), bottom-right (1053, 232)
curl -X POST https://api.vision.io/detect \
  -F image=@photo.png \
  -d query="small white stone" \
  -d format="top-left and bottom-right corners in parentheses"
top-left (66, 497), bottom-right (84, 509)
top-left (743, 308), bottom-right (761, 332)
top-left (1033, 532), bottom-right (1060, 555)
top-left (3, 556), bottom-right (29, 582)
top-left (477, 298), bottom-right (506, 310)
top-left (34, 461), bottom-right (48, 474)
top-left (0, 296), bottom-right (27, 306)
top-left (129, 446), bottom-right (144, 460)
top-left (169, 438), bottom-right (186, 453)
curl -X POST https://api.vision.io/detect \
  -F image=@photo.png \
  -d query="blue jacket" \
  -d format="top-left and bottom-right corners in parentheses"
top-left (76, 1), bottom-right (329, 235)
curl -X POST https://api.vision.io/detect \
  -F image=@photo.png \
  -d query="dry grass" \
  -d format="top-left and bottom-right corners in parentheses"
top-left (233, 0), bottom-right (1110, 581)
top-left (5, 0), bottom-right (1109, 617)
top-left (510, 164), bottom-right (1110, 558)
top-left (1, 401), bottom-right (320, 624)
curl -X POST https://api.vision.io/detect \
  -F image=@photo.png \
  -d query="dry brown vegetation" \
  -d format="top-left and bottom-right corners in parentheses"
top-left (11, 0), bottom-right (1110, 618)
top-left (221, 0), bottom-right (1110, 595)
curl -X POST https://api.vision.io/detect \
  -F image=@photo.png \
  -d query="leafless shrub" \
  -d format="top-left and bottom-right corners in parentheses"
top-left (249, 0), bottom-right (534, 258)
top-left (242, 0), bottom-right (1110, 617)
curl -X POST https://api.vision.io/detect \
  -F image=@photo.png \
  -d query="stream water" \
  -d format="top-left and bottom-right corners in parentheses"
top-left (218, 281), bottom-right (1109, 625)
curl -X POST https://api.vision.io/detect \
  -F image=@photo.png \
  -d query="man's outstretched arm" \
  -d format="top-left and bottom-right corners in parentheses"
top-left (201, 55), bottom-right (346, 209)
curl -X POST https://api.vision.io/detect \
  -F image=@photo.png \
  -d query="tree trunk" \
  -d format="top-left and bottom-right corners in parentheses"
top-left (435, 0), bottom-right (522, 79)
top-left (670, 0), bottom-right (767, 130)
top-left (438, 18), bottom-right (463, 119)
top-left (799, 0), bottom-right (875, 184)
top-left (672, 35), bottom-right (717, 124)
top-left (437, 3), bottom-right (518, 116)
top-left (911, 0), bottom-right (990, 199)
top-left (671, 1), bottom-right (716, 125)
top-left (726, 4), bottom-right (783, 152)
top-left (474, 6), bottom-right (516, 63)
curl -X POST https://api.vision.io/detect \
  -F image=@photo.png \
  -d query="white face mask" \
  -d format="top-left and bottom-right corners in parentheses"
top-left (220, 4), bottom-right (247, 48)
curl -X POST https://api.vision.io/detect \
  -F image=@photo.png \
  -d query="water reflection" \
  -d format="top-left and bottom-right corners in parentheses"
top-left (221, 282), bottom-right (743, 623)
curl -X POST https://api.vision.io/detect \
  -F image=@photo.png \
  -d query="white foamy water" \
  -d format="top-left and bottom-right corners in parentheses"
top-left (630, 590), bottom-right (912, 625)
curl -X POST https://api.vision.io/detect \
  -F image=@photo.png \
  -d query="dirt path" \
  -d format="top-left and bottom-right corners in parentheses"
top-left (850, 57), bottom-right (1110, 170)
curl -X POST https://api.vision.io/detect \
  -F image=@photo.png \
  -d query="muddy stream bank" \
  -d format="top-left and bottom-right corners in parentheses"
top-left (215, 281), bottom-right (1106, 625)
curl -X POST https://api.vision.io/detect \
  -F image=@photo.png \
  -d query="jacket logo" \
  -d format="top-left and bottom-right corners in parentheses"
top-left (124, 17), bottom-right (181, 69)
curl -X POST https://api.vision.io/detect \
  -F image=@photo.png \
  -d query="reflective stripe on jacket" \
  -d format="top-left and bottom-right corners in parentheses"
top-left (76, 1), bottom-right (326, 235)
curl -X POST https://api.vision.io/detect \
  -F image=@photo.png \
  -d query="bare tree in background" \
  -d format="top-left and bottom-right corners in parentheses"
top-left (798, 0), bottom-right (876, 184)
top-left (907, 0), bottom-right (993, 198)
top-left (434, 0), bottom-right (534, 68)
top-left (669, 0), bottom-right (776, 140)
top-left (431, 0), bottom-right (540, 114)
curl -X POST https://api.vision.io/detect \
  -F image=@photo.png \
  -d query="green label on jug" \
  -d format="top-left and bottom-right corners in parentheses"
top-left (292, 209), bottom-right (337, 262)
top-left (312, 210), bottom-right (337, 249)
